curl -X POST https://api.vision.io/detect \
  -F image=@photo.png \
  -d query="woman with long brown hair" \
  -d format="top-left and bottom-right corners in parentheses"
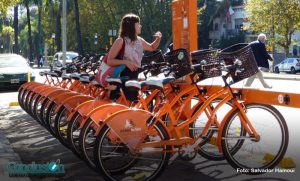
top-left (107, 13), bottom-right (162, 101)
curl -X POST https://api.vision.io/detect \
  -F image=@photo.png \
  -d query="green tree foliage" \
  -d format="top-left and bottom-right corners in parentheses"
top-left (3, 0), bottom-right (173, 59)
top-left (75, 0), bottom-right (172, 54)
top-left (245, 0), bottom-right (300, 56)
top-left (0, 0), bottom-right (18, 14)
top-left (0, 26), bottom-right (14, 53)
top-left (197, 0), bottom-right (220, 49)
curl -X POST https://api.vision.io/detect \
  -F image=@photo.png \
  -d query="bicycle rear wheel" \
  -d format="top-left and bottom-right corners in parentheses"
top-left (221, 104), bottom-right (289, 174)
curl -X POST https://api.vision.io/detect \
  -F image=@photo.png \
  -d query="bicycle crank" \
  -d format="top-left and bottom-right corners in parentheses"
top-left (178, 144), bottom-right (198, 161)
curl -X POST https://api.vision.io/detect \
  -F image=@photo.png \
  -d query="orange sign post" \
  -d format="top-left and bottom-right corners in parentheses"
top-left (171, 0), bottom-right (198, 120)
top-left (172, 0), bottom-right (198, 52)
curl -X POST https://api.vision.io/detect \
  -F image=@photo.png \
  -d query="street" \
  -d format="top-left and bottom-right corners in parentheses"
top-left (0, 68), bottom-right (299, 181)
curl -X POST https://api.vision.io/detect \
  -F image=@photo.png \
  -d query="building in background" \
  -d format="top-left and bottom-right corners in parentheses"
top-left (209, 5), bottom-right (256, 44)
top-left (209, 3), bottom-right (300, 63)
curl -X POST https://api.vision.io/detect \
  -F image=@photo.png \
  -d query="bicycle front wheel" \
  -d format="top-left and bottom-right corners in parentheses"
top-left (94, 121), bottom-right (171, 181)
top-left (221, 104), bottom-right (289, 174)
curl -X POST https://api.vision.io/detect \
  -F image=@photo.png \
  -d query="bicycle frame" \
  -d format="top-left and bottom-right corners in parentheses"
top-left (100, 77), bottom-right (261, 155)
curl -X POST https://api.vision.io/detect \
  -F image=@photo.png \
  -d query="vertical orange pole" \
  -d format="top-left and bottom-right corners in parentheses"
top-left (172, 0), bottom-right (198, 52)
top-left (172, 0), bottom-right (198, 118)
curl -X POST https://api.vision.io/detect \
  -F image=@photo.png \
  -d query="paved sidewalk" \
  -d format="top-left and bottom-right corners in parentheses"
top-left (0, 92), bottom-right (30, 181)
top-left (0, 130), bottom-right (31, 181)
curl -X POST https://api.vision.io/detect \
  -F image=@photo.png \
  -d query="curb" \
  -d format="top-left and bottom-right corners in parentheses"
top-left (263, 73), bottom-right (300, 81)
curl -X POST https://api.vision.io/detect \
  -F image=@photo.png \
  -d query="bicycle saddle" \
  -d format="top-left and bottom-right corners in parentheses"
top-left (39, 71), bottom-right (49, 76)
top-left (70, 73), bottom-right (89, 80)
top-left (47, 71), bottom-right (59, 77)
top-left (91, 80), bottom-right (103, 88)
top-left (79, 75), bottom-right (91, 83)
top-left (125, 80), bottom-right (146, 90)
top-left (106, 76), bottom-right (130, 86)
top-left (62, 74), bottom-right (71, 80)
top-left (145, 77), bottom-right (175, 89)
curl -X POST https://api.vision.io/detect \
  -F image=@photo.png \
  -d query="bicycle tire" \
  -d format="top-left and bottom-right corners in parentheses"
top-left (221, 104), bottom-right (289, 174)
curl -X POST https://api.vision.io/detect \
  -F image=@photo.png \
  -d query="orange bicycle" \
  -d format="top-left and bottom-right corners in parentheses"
top-left (92, 45), bottom-right (288, 180)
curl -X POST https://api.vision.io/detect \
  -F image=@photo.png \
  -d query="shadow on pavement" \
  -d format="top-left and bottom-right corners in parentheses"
top-left (0, 87), bottom-right (20, 93)
top-left (0, 107), bottom-right (294, 181)
top-left (0, 108), bottom-right (102, 181)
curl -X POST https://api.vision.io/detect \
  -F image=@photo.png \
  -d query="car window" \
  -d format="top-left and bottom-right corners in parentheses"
top-left (66, 53), bottom-right (78, 59)
top-left (288, 59), bottom-right (294, 63)
top-left (56, 53), bottom-right (78, 60)
top-left (281, 60), bottom-right (287, 64)
top-left (0, 56), bottom-right (28, 68)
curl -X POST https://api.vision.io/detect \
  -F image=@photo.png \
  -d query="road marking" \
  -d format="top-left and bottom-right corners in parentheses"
top-left (9, 102), bottom-right (19, 106)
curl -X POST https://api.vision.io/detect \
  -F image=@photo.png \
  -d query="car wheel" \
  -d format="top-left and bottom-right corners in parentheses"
top-left (275, 67), bottom-right (280, 74)
top-left (291, 67), bottom-right (296, 74)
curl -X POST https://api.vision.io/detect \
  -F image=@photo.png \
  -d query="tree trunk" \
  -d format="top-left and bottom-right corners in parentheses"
top-left (6, 34), bottom-right (10, 53)
top-left (74, 0), bottom-right (83, 55)
top-left (51, 2), bottom-right (55, 55)
top-left (25, 1), bottom-right (33, 62)
top-left (13, 5), bottom-right (19, 54)
top-left (37, 1), bottom-right (43, 56)
top-left (284, 46), bottom-right (289, 58)
top-left (56, 3), bottom-right (62, 52)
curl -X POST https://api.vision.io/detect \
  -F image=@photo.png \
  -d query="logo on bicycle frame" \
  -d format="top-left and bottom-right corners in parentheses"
top-left (121, 119), bottom-right (142, 133)
top-left (178, 52), bottom-right (184, 61)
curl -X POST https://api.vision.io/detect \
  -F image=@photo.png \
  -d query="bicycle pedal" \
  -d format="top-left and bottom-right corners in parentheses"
top-left (168, 152), bottom-right (179, 165)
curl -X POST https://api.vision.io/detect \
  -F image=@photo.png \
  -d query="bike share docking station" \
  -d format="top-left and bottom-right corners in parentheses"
top-left (172, 0), bottom-right (298, 168)
top-left (17, 2), bottom-right (298, 179)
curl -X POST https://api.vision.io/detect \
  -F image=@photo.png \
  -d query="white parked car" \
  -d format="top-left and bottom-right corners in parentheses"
top-left (53, 51), bottom-right (79, 67)
top-left (274, 58), bottom-right (300, 74)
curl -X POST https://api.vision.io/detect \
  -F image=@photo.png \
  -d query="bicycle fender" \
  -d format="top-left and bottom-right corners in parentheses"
top-left (102, 109), bottom-right (154, 151)
top-left (81, 103), bottom-right (127, 129)
top-left (54, 95), bottom-right (93, 112)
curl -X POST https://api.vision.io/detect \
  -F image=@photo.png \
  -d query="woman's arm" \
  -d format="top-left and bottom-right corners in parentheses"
top-left (107, 37), bottom-right (138, 71)
top-left (141, 32), bottom-right (162, 52)
top-left (107, 38), bottom-right (125, 66)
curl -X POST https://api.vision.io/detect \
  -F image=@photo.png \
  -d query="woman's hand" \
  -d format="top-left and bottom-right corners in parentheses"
top-left (154, 31), bottom-right (162, 39)
top-left (141, 31), bottom-right (162, 52)
top-left (125, 60), bottom-right (138, 71)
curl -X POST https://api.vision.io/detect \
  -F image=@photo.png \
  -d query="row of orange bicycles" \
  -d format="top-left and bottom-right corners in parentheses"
top-left (18, 43), bottom-right (289, 181)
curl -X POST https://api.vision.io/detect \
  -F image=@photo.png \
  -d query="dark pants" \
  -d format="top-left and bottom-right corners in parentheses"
top-left (110, 67), bottom-right (139, 101)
